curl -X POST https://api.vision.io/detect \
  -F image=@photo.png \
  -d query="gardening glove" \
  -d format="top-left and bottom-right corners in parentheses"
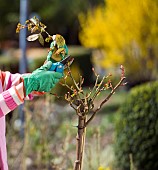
top-left (22, 61), bottom-right (63, 96)
top-left (47, 34), bottom-right (68, 63)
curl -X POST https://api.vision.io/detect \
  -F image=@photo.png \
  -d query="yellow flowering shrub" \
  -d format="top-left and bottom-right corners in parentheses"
top-left (79, 0), bottom-right (158, 83)
top-left (98, 166), bottom-right (111, 170)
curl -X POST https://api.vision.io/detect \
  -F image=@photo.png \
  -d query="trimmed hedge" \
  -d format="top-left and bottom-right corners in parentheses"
top-left (115, 81), bottom-right (158, 170)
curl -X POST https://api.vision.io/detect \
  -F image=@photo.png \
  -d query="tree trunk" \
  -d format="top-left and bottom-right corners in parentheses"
top-left (74, 116), bottom-right (87, 170)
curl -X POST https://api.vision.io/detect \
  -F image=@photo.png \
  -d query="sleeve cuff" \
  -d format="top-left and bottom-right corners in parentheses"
top-left (1, 86), bottom-right (24, 112)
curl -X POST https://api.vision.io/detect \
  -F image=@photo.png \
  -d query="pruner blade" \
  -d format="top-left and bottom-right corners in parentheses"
top-left (60, 55), bottom-right (74, 69)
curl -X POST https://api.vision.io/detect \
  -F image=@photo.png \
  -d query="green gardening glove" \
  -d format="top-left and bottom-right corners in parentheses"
top-left (22, 61), bottom-right (63, 96)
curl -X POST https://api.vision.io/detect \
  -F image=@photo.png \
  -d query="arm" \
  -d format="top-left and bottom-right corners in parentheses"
top-left (0, 61), bottom-right (63, 117)
top-left (0, 71), bottom-right (24, 118)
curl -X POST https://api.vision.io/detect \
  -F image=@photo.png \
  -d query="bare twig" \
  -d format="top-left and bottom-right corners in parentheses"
top-left (85, 76), bottom-right (126, 126)
top-left (67, 67), bottom-right (81, 91)
top-left (64, 65), bottom-right (126, 170)
top-left (70, 102), bottom-right (77, 111)
top-left (90, 68), bottom-right (100, 96)
top-left (91, 72), bottom-right (112, 102)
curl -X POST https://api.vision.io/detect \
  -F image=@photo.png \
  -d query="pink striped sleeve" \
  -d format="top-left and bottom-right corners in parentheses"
top-left (2, 91), bottom-right (18, 110)
top-left (0, 107), bottom-right (4, 117)
top-left (0, 86), bottom-right (24, 117)
top-left (0, 71), bottom-right (36, 117)
top-left (2, 71), bottom-right (21, 90)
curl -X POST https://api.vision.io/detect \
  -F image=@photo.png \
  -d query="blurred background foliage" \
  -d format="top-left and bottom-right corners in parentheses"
top-left (79, 0), bottom-right (158, 86)
top-left (0, 0), bottom-right (104, 45)
top-left (1, 0), bottom-right (158, 88)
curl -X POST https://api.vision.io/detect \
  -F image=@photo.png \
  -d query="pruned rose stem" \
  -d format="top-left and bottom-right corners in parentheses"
top-left (85, 76), bottom-right (126, 127)
top-left (63, 65), bottom-right (126, 170)
top-left (74, 116), bottom-right (87, 170)
top-left (73, 76), bottom-right (126, 170)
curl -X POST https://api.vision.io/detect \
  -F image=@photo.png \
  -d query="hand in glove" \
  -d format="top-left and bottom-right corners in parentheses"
top-left (22, 61), bottom-right (63, 96)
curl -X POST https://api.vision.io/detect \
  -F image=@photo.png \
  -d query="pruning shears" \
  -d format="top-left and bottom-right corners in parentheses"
top-left (49, 55), bottom-right (74, 73)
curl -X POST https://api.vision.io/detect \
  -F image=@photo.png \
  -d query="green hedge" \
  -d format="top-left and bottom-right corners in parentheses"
top-left (115, 81), bottom-right (158, 170)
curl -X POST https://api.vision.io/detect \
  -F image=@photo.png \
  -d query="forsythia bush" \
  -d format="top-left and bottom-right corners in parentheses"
top-left (98, 166), bottom-right (111, 170)
top-left (79, 0), bottom-right (158, 84)
top-left (115, 81), bottom-right (158, 170)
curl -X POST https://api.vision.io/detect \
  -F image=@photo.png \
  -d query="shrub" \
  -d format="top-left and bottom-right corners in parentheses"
top-left (115, 81), bottom-right (158, 170)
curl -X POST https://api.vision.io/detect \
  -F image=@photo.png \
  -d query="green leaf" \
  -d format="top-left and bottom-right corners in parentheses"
top-left (38, 33), bottom-right (44, 46)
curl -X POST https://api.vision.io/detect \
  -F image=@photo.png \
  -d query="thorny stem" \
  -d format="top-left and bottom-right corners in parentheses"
top-left (79, 75), bottom-right (84, 89)
top-left (90, 70), bottom-right (99, 96)
top-left (63, 65), bottom-right (126, 170)
top-left (74, 116), bottom-right (87, 170)
top-left (85, 76), bottom-right (126, 126)
top-left (91, 73), bottom-right (111, 102)
top-left (70, 102), bottom-right (78, 111)
top-left (60, 81), bottom-right (73, 92)
top-left (67, 66), bottom-right (81, 92)
top-left (44, 29), bottom-right (51, 37)
top-left (95, 75), bottom-right (106, 92)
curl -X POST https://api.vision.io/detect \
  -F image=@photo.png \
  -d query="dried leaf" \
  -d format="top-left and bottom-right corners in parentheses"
top-left (40, 22), bottom-right (47, 29)
top-left (31, 26), bottom-right (38, 33)
top-left (25, 20), bottom-right (30, 24)
top-left (16, 28), bottom-right (20, 33)
top-left (29, 16), bottom-right (39, 25)
top-left (45, 36), bottom-right (52, 43)
top-left (55, 48), bottom-right (65, 55)
top-left (27, 34), bottom-right (39, 41)
top-left (38, 34), bottom-right (44, 46)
